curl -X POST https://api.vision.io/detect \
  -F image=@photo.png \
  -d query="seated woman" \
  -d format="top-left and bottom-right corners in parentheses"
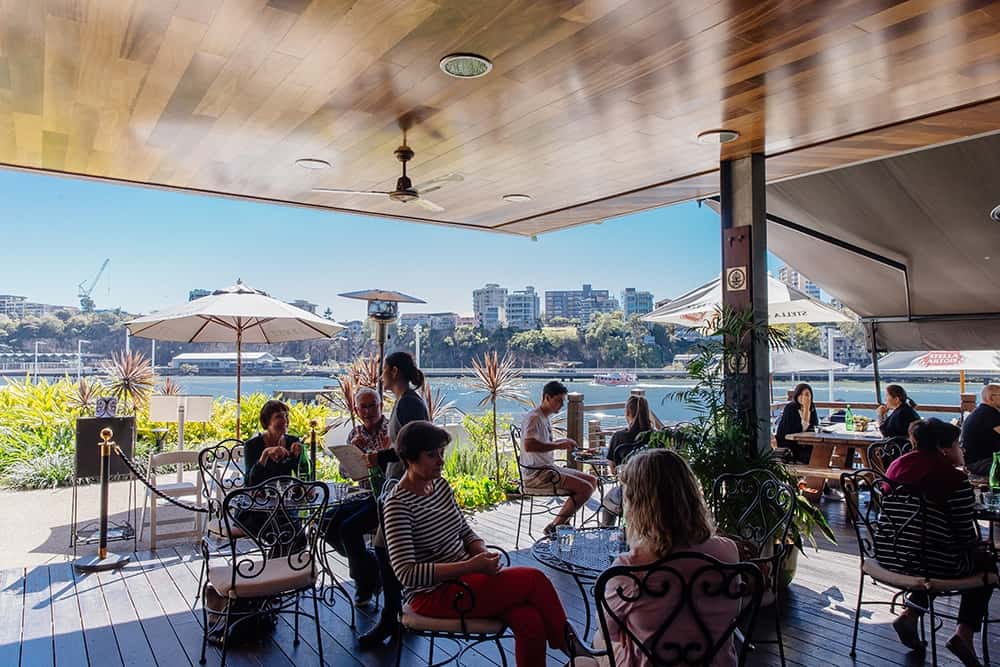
top-left (600, 394), bottom-right (651, 525)
top-left (877, 383), bottom-right (921, 439)
top-left (322, 387), bottom-right (390, 607)
top-left (879, 418), bottom-right (991, 665)
top-left (774, 382), bottom-right (819, 465)
top-left (243, 400), bottom-right (304, 485)
top-left (383, 420), bottom-right (594, 667)
top-left (599, 448), bottom-right (741, 666)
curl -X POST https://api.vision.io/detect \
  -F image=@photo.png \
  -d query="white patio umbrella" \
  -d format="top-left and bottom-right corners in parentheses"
top-left (770, 347), bottom-right (848, 374)
top-left (643, 275), bottom-right (850, 327)
top-left (125, 281), bottom-right (344, 438)
top-left (868, 350), bottom-right (1000, 393)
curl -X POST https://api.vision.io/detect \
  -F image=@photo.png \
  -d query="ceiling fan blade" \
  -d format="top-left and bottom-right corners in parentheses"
top-left (413, 172), bottom-right (463, 191)
top-left (312, 188), bottom-right (390, 197)
top-left (415, 197), bottom-right (445, 212)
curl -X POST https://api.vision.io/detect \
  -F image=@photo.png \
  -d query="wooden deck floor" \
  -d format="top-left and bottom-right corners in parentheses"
top-left (2, 498), bottom-right (999, 666)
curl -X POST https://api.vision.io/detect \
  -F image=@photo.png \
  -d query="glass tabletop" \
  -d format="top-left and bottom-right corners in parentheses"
top-left (531, 526), bottom-right (625, 578)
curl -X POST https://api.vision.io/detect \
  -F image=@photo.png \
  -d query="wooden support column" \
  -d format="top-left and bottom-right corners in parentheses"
top-left (566, 392), bottom-right (584, 470)
top-left (720, 154), bottom-right (770, 454)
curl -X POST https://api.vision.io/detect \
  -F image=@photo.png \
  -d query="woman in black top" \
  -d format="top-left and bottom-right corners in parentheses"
top-left (607, 394), bottom-right (652, 472)
top-left (877, 384), bottom-right (921, 439)
top-left (775, 383), bottom-right (819, 464)
top-left (359, 350), bottom-right (430, 650)
top-left (243, 400), bottom-right (303, 485)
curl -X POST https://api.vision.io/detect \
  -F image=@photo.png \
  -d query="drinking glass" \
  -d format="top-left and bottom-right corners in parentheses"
top-left (556, 525), bottom-right (575, 553)
top-left (606, 528), bottom-right (625, 559)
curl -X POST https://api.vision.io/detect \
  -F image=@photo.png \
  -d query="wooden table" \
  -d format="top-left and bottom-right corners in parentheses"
top-left (785, 425), bottom-right (883, 474)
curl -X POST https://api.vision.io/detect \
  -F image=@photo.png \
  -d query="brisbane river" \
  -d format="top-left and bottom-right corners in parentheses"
top-left (161, 375), bottom-right (973, 426)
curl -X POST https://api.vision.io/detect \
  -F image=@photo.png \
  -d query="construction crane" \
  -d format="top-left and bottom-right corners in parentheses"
top-left (78, 259), bottom-right (110, 312)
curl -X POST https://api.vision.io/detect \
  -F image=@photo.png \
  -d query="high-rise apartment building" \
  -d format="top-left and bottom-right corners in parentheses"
top-left (777, 266), bottom-right (820, 300)
top-left (504, 287), bottom-right (540, 329)
top-left (473, 283), bottom-right (508, 331)
top-left (0, 295), bottom-right (26, 318)
top-left (288, 299), bottom-right (318, 314)
top-left (621, 288), bottom-right (654, 319)
top-left (545, 284), bottom-right (619, 322)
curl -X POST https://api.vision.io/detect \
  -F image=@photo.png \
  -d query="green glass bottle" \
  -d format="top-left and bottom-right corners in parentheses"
top-left (989, 452), bottom-right (1000, 493)
top-left (845, 405), bottom-right (855, 432)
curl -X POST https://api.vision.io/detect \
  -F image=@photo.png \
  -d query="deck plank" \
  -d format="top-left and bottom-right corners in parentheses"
top-left (49, 563), bottom-right (89, 667)
top-left (21, 565), bottom-right (54, 667)
top-left (0, 568), bottom-right (24, 667)
top-left (97, 566), bottom-right (158, 667)
top-left (114, 556), bottom-right (193, 667)
top-left (74, 569), bottom-right (123, 667)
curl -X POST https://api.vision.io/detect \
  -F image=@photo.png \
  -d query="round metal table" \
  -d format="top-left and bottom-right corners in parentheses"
top-left (531, 526), bottom-right (624, 638)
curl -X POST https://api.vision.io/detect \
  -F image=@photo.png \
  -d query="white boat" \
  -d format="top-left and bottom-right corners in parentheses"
top-left (594, 371), bottom-right (637, 386)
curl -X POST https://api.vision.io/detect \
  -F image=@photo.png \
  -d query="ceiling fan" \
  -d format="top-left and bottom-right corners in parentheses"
top-left (312, 142), bottom-right (461, 212)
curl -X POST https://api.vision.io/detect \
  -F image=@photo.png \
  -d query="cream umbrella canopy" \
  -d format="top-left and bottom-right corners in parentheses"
top-left (643, 275), bottom-right (850, 327)
top-left (125, 281), bottom-right (344, 438)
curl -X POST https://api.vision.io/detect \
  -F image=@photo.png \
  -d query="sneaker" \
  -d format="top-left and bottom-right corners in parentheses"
top-left (823, 487), bottom-right (845, 501)
top-left (892, 613), bottom-right (921, 650)
top-left (946, 635), bottom-right (983, 667)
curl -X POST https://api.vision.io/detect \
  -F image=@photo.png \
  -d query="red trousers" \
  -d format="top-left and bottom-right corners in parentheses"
top-left (410, 566), bottom-right (568, 666)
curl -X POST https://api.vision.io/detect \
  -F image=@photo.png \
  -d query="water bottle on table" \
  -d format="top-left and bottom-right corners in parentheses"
top-left (845, 405), bottom-right (855, 432)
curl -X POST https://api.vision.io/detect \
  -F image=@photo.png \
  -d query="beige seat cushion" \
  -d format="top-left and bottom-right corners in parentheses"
top-left (400, 603), bottom-right (505, 634)
top-left (521, 484), bottom-right (573, 497)
top-left (206, 518), bottom-right (245, 539)
top-left (863, 560), bottom-right (999, 592)
top-left (208, 556), bottom-right (316, 598)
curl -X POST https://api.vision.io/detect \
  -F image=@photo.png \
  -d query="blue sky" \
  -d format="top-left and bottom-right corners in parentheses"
top-left (0, 168), bottom-right (783, 320)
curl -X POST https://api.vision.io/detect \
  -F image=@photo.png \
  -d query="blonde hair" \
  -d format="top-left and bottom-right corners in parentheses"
top-left (620, 449), bottom-right (713, 557)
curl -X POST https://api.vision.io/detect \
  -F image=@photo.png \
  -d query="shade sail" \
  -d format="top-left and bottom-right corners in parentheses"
top-left (643, 275), bottom-right (849, 327)
top-left (869, 351), bottom-right (1000, 373)
top-left (765, 132), bottom-right (1000, 351)
top-left (771, 348), bottom-right (847, 374)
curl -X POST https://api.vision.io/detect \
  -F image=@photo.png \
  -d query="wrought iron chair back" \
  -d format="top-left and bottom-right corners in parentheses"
top-left (199, 439), bottom-right (245, 521)
top-left (593, 552), bottom-right (764, 666)
top-left (221, 476), bottom-right (328, 591)
top-left (509, 424), bottom-right (571, 547)
top-left (866, 437), bottom-right (913, 475)
top-left (711, 469), bottom-right (796, 564)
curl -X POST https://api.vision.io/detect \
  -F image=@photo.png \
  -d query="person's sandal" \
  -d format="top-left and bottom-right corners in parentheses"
top-left (946, 635), bottom-right (983, 667)
top-left (563, 624), bottom-right (600, 659)
top-left (892, 613), bottom-right (921, 650)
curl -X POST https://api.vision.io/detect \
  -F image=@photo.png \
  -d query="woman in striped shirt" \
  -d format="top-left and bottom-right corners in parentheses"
top-left (878, 418), bottom-right (993, 666)
top-left (383, 420), bottom-right (595, 666)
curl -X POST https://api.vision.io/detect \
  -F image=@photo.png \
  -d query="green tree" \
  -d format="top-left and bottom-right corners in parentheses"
top-left (510, 329), bottom-right (555, 363)
top-left (584, 312), bottom-right (629, 366)
top-left (773, 323), bottom-right (823, 354)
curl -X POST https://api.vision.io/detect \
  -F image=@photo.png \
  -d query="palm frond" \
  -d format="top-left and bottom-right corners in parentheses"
top-left (470, 351), bottom-right (529, 406)
top-left (423, 380), bottom-right (463, 424)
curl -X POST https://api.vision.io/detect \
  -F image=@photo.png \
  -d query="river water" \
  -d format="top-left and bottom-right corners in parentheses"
top-left (164, 375), bottom-right (972, 427)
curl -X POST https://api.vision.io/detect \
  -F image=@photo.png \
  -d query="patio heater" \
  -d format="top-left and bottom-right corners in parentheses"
top-left (74, 428), bottom-right (130, 572)
top-left (339, 289), bottom-right (425, 395)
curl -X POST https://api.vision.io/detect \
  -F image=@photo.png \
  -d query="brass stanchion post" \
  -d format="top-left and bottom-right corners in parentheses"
top-left (74, 427), bottom-right (131, 572)
top-left (309, 420), bottom-right (318, 481)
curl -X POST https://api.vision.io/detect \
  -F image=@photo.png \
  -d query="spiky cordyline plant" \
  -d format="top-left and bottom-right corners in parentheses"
top-left (328, 374), bottom-right (359, 429)
top-left (349, 355), bottom-right (381, 390)
top-left (156, 376), bottom-right (182, 396)
top-left (422, 379), bottom-right (462, 424)
top-left (102, 351), bottom-right (154, 414)
top-left (471, 350), bottom-right (529, 486)
top-left (71, 377), bottom-right (104, 413)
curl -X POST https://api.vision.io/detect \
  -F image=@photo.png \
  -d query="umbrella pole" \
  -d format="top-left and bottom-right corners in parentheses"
top-left (236, 329), bottom-right (242, 440)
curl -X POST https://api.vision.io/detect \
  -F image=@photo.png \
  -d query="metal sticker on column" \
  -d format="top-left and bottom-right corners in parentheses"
top-left (726, 266), bottom-right (747, 292)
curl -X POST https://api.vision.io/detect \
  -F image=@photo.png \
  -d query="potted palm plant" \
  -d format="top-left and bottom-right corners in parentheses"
top-left (470, 350), bottom-right (529, 487)
top-left (652, 306), bottom-right (835, 584)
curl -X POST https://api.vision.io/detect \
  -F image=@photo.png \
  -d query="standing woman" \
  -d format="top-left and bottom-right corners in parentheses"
top-left (878, 384), bottom-right (921, 439)
top-left (359, 350), bottom-right (430, 650)
top-left (775, 383), bottom-right (819, 465)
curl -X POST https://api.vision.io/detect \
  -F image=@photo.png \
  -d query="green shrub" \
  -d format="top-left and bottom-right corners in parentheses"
top-left (1, 452), bottom-right (75, 489)
top-left (448, 474), bottom-right (505, 510)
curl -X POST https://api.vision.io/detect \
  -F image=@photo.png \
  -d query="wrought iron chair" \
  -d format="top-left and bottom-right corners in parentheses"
top-left (841, 469), bottom-right (998, 664)
top-left (570, 551), bottom-right (764, 666)
top-left (194, 440), bottom-right (245, 603)
top-left (711, 469), bottom-right (796, 666)
top-left (375, 478), bottom-right (513, 666)
top-left (200, 476), bottom-right (328, 666)
top-left (509, 424), bottom-right (574, 548)
top-left (866, 436), bottom-right (912, 474)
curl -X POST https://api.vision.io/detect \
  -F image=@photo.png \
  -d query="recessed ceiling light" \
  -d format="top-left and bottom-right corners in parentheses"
top-left (440, 53), bottom-right (493, 79)
top-left (696, 129), bottom-right (740, 145)
top-left (991, 204), bottom-right (1000, 222)
top-left (502, 193), bottom-right (532, 203)
top-left (295, 158), bottom-right (331, 170)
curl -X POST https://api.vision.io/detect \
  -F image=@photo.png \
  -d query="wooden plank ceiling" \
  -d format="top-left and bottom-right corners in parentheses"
top-left (0, 0), bottom-right (998, 235)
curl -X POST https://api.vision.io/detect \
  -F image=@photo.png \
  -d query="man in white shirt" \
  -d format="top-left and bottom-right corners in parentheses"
top-left (520, 381), bottom-right (597, 535)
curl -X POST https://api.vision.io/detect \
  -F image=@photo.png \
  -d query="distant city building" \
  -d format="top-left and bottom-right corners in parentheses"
top-left (545, 284), bottom-right (619, 323)
top-left (456, 314), bottom-right (477, 328)
top-left (473, 283), bottom-right (507, 331)
top-left (189, 289), bottom-right (211, 301)
top-left (621, 288), bottom-right (654, 319)
top-left (169, 352), bottom-right (300, 371)
top-left (504, 287), bottom-right (540, 330)
top-left (340, 320), bottom-right (364, 336)
top-left (0, 295), bottom-right (27, 318)
top-left (777, 266), bottom-right (820, 300)
top-left (400, 312), bottom-right (459, 331)
top-left (288, 299), bottom-right (318, 314)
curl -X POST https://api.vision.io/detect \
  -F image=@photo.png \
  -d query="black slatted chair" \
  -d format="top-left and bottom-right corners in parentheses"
top-left (509, 424), bottom-right (573, 548)
top-left (570, 552), bottom-right (764, 666)
top-left (866, 437), bottom-right (912, 475)
top-left (200, 476), bottom-right (328, 666)
top-left (841, 469), bottom-right (998, 664)
top-left (711, 469), bottom-right (796, 666)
